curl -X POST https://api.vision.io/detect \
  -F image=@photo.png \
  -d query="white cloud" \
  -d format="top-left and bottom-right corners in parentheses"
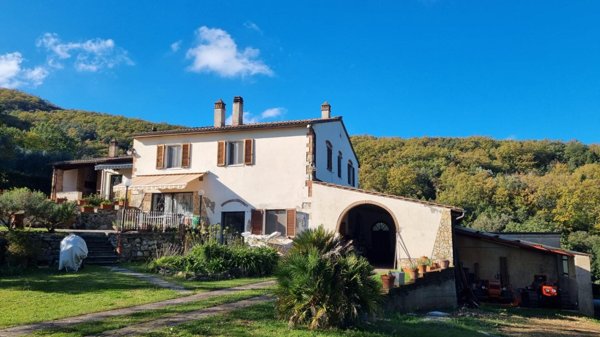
top-left (244, 21), bottom-right (262, 34)
top-left (0, 52), bottom-right (48, 88)
top-left (185, 26), bottom-right (273, 78)
top-left (37, 33), bottom-right (133, 72)
top-left (170, 40), bottom-right (182, 53)
top-left (224, 107), bottom-right (285, 125)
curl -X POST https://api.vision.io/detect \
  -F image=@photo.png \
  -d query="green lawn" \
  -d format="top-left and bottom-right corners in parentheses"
top-left (0, 265), bottom-right (272, 329)
top-left (138, 302), bottom-right (600, 337)
top-left (30, 289), bottom-right (271, 337)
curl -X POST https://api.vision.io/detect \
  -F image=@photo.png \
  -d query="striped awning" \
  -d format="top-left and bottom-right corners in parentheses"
top-left (115, 173), bottom-right (204, 190)
top-left (94, 163), bottom-right (133, 171)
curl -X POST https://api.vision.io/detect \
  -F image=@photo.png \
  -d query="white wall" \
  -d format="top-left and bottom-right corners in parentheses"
top-left (310, 182), bottom-right (447, 260)
top-left (62, 169), bottom-right (78, 191)
top-left (133, 127), bottom-right (310, 227)
top-left (312, 120), bottom-right (358, 187)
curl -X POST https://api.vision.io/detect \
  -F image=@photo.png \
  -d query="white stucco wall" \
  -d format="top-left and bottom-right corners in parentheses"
top-left (312, 120), bottom-right (358, 187)
top-left (62, 169), bottom-right (78, 191)
top-left (133, 127), bottom-right (310, 228)
top-left (310, 182), bottom-right (448, 260)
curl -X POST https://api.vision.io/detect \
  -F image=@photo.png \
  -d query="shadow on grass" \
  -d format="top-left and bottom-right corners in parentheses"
top-left (0, 266), bottom-right (163, 294)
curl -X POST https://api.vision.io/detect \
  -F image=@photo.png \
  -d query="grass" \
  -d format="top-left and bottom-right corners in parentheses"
top-left (0, 265), bottom-right (180, 328)
top-left (121, 262), bottom-right (274, 293)
top-left (0, 226), bottom-right (48, 232)
top-left (0, 264), bottom-right (273, 329)
top-left (30, 288), bottom-right (272, 337)
top-left (138, 302), bottom-right (600, 337)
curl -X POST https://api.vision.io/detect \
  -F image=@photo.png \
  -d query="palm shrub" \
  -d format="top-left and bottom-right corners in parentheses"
top-left (275, 226), bottom-right (381, 330)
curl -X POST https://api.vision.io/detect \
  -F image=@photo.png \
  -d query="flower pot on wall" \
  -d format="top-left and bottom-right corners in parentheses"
top-left (77, 199), bottom-right (88, 206)
top-left (418, 264), bottom-right (427, 275)
top-left (439, 259), bottom-right (450, 269)
top-left (381, 274), bottom-right (396, 291)
top-left (100, 203), bottom-right (114, 210)
top-left (81, 206), bottom-right (94, 213)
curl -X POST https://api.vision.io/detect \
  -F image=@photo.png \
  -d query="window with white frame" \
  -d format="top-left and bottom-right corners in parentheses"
top-left (166, 145), bottom-right (182, 168)
top-left (227, 141), bottom-right (244, 165)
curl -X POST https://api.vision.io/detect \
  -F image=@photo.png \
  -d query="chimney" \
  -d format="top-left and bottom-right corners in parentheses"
top-left (232, 96), bottom-right (244, 126)
top-left (321, 101), bottom-right (331, 119)
top-left (108, 139), bottom-right (118, 157)
top-left (214, 99), bottom-right (226, 127)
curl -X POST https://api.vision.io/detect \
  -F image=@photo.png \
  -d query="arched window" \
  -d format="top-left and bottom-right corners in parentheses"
top-left (347, 160), bottom-right (355, 186)
top-left (326, 141), bottom-right (333, 171)
top-left (372, 222), bottom-right (390, 231)
top-left (337, 151), bottom-right (342, 178)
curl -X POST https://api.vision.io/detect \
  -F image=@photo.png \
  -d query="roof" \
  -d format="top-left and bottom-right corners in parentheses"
top-left (53, 156), bottom-right (133, 169)
top-left (94, 163), bottom-right (133, 171)
top-left (312, 180), bottom-right (464, 212)
top-left (133, 117), bottom-right (343, 138)
top-left (455, 226), bottom-right (589, 257)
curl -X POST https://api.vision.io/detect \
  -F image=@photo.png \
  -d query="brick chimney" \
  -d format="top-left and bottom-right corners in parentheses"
top-left (321, 101), bottom-right (331, 119)
top-left (214, 99), bottom-right (226, 127)
top-left (108, 139), bottom-right (118, 157)
top-left (232, 96), bottom-right (244, 126)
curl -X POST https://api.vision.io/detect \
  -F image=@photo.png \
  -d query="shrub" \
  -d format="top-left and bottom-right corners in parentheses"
top-left (275, 226), bottom-right (381, 330)
top-left (149, 242), bottom-right (279, 280)
top-left (1, 231), bottom-right (40, 274)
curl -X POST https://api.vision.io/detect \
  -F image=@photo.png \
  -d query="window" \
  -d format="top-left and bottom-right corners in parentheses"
top-left (562, 256), bottom-right (569, 277)
top-left (227, 141), bottom-right (244, 165)
top-left (151, 192), bottom-right (193, 215)
top-left (265, 210), bottom-right (287, 235)
top-left (337, 152), bottom-right (342, 178)
top-left (347, 160), bottom-right (355, 186)
top-left (326, 141), bottom-right (333, 171)
top-left (166, 145), bottom-right (182, 168)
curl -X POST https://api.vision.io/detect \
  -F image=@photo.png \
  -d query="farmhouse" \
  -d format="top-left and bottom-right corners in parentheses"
top-left (49, 96), bottom-right (594, 315)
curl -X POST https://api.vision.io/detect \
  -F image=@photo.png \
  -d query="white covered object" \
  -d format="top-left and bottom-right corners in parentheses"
top-left (58, 234), bottom-right (88, 272)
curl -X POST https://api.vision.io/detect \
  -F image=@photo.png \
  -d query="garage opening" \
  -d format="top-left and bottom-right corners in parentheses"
top-left (338, 203), bottom-right (396, 268)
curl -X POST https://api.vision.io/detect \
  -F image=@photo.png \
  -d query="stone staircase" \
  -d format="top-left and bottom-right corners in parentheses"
top-left (80, 234), bottom-right (119, 265)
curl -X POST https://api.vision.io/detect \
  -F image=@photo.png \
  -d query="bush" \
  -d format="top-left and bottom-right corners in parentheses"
top-left (275, 226), bottom-right (381, 330)
top-left (1, 231), bottom-right (40, 274)
top-left (149, 242), bottom-right (279, 280)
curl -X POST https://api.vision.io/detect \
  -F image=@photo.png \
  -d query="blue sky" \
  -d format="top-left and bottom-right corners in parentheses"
top-left (1, 1), bottom-right (599, 143)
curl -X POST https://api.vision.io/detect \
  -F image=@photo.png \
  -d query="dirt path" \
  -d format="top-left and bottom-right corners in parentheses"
top-left (0, 280), bottom-right (275, 337)
top-left (107, 266), bottom-right (192, 294)
top-left (89, 295), bottom-right (273, 337)
top-left (499, 315), bottom-right (600, 337)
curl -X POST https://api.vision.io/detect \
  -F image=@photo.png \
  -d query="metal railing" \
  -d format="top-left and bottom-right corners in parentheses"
top-left (116, 209), bottom-right (191, 232)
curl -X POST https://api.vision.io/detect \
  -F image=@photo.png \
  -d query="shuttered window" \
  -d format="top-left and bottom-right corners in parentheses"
top-left (250, 209), bottom-right (263, 235)
top-left (217, 141), bottom-right (226, 166)
top-left (286, 209), bottom-right (296, 237)
top-left (244, 139), bottom-right (253, 165)
top-left (181, 143), bottom-right (191, 168)
top-left (156, 145), bottom-right (165, 169)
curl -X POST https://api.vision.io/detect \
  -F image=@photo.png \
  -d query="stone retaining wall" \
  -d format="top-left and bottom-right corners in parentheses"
top-left (76, 210), bottom-right (118, 230)
top-left (108, 232), bottom-right (179, 261)
top-left (385, 267), bottom-right (457, 312)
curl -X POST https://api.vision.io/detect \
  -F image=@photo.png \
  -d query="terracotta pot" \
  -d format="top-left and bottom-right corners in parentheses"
top-left (418, 264), bottom-right (427, 275)
top-left (56, 198), bottom-right (67, 204)
top-left (118, 200), bottom-right (128, 207)
top-left (81, 206), bottom-right (94, 213)
top-left (439, 259), bottom-right (450, 269)
top-left (381, 274), bottom-right (396, 291)
top-left (407, 268), bottom-right (418, 281)
top-left (100, 203), bottom-right (114, 210)
top-left (77, 199), bottom-right (88, 206)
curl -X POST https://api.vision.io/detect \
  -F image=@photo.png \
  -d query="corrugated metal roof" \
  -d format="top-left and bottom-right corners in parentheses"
top-left (455, 226), bottom-right (589, 257)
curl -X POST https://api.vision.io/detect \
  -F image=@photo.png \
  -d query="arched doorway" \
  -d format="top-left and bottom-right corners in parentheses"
top-left (338, 203), bottom-right (397, 268)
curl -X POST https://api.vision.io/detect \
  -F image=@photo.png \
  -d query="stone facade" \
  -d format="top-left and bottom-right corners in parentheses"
top-left (76, 209), bottom-right (118, 230)
top-left (431, 209), bottom-right (454, 265)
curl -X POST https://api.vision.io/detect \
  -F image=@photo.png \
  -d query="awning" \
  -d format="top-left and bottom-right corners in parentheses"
top-left (116, 173), bottom-right (204, 191)
top-left (94, 163), bottom-right (133, 171)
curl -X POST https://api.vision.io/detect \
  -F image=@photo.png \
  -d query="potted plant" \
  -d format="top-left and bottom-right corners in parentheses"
top-left (439, 259), bottom-right (451, 269)
top-left (116, 197), bottom-right (128, 207)
top-left (56, 197), bottom-right (67, 204)
top-left (100, 200), bottom-right (114, 210)
top-left (381, 272), bottom-right (396, 291)
top-left (77, 198), bottom-right (88, 206)
top-left (81, 204), bottom-right (94, 213)
top-left (417, 256), bottom-right (430, 275)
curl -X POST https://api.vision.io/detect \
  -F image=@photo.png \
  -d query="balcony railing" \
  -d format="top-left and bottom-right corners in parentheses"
top-left (116, 209), bottom-right (191, 232)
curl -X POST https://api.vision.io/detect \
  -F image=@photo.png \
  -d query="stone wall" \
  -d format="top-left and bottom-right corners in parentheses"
top-left (76, 209), bottom-right (118, 230)
top-left (108, 232), bottom-right (179, 261)
top-left (431, 209), bottom-right (454, 265)
top-left (0, 232), bottom-right (68, 266)
top-left (386, 268), bottom-right (457, 312)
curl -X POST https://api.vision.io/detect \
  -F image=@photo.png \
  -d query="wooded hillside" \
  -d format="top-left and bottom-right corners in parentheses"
top-left (0, 88), bottom-right (180, 192)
